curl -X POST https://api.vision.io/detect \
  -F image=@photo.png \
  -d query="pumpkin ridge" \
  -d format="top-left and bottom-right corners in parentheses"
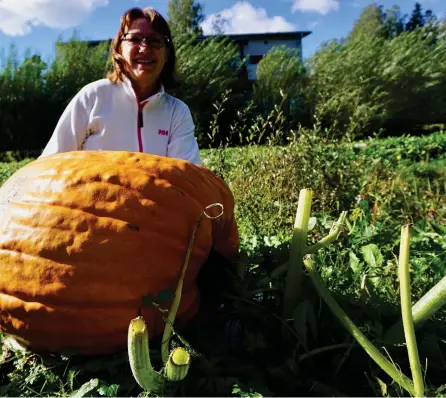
top-left (8, 201), bottom-right (145, 230)
top-left (0, 292), bottom-right (143, 309)
top-left (6, 210), bottom-right (211, 256)
top-left (63, 160), bottom-right (190, 186)
top-left (65, 179), bottom-right (150, 196)
top-left (0, 248), bottom-right (76, 269)
top-left (11, 189), bottom-right (200, 226)
top-left (0, 292), bottom-right (54, 308)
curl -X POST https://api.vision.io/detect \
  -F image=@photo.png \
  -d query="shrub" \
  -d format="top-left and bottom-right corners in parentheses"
top-left (304, 27), bottom-right (446, 138)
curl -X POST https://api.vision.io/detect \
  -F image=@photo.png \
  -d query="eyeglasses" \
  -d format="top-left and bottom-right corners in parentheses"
top-left (121, 33), bottom-right (170, 49)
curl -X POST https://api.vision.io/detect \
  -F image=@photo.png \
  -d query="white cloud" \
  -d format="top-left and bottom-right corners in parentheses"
top-left (349, 1), bottom-right (362, 8)
top-left (292, 0), bottom-right (340, 15)
top-left (201, 1), bottom-right (296, 35)
top-left (0, 0), bottom-right (109, 36)
top-left (349, 0), bottom-right (369, 8)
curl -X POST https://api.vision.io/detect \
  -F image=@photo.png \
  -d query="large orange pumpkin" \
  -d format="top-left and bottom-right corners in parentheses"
top-left (0, 151), bottom-right (239, 356)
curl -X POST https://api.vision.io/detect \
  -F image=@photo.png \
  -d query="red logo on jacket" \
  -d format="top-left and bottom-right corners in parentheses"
top-left (158, 129), bottom-right (169, 136)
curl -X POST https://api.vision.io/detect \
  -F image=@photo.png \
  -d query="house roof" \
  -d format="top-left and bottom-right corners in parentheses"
top-left (81, 30), bottom-right (311, 47)
top-left (196, 31), bottom-right (312, 42)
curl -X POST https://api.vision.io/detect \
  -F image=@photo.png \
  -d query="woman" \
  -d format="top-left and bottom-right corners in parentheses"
top-left (40, 7), bottom-right (201, 165)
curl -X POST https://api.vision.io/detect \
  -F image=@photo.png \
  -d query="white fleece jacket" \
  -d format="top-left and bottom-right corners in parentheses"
top-left (40, 77), bottom-right (202, 165)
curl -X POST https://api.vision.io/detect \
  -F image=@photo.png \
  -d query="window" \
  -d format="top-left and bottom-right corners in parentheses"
top-left (249, 55), bottom-right (263, 64)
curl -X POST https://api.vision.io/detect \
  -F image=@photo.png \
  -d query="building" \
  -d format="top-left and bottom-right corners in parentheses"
top-left (197, 31), bottom-right (311, 81)
top-left (78, 30), bottom-right (311, 86)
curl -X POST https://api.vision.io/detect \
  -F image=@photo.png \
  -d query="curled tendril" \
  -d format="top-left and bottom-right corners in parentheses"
top-left (203, 203), bottom-right (224, 219)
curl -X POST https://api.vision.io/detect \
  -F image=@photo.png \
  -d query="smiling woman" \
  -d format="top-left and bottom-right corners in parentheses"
top-left (40, 7), bottom-right (201, 165)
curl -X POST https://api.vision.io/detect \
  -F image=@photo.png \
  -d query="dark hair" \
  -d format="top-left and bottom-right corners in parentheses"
top-left (107, 7), bottom-right (179, 90)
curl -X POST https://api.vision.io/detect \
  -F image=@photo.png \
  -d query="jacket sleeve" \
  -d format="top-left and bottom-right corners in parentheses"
top-left (167, 102), bottom-right (202, 165)
top-left (39, 88), bottom-right (91, 158)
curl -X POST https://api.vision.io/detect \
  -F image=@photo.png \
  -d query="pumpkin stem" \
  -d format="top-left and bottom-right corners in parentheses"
top-left (164, 347), bottom-right (191, 381)
top-left (128, 316), bottom-right (192, 394)
top-left (161, 203), bottom-right (225, 364)
top-left (128, 204), bottom-right (224, 392)
top-left (128, 316), bottom-right (166, 393)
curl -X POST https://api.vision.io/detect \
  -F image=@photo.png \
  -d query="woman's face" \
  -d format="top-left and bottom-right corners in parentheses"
top-left (120, 18), bottom-right (168, 87)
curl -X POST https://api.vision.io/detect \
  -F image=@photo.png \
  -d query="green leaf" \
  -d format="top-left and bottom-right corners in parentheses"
top-left (349, 251), bottom-right (362, 274)
top-left (308, 217), bottom-right (317, 231)
top-left (361, 244), bottom-right (383, 267)
top-left (97, 384), bottom-right (119, 397)
top-left (359, 199), bottom-right (370, 213)
top-left (375, 377), bottom-right (388, 397)
top-left (363, 224), bottom-right (376, 239)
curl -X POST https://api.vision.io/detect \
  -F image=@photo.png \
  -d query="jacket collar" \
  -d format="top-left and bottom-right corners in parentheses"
top-left (122, 75), bottom-right (165, 104)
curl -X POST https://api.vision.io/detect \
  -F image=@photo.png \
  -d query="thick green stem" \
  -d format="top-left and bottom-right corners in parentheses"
top-left (304, 255), bottom-right (416, 396)
top-left (259, 211), bottom-right (347, 288)
top-left (128, 317), bottom-right (166, 393)
top-left (305, 212), bottom-right (348, 255)
top-left (161, 203), bottom-right (224, 364)
top-left (164, 347), bottom-right (191, 381)
top-left (411, 276), bottom-right (446, 326)
top-left (128, 203), bottom-right (222, 392)
top-left (384, 276), bottom-right (446, 344)
top-left (283, 189), bottom-right (312, 319)
top-left (128, 317), bottom-right (191, 393)
top-left (399, 225), bottom-right (424, 397)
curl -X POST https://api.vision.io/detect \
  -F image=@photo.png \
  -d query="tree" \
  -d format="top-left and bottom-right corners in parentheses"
top-left (211, 13), bottom-right (228, 35)
top-left (404, 3), bottom-right (439, 45)
top-left (254, 45), bottom-right (306, 117)
top-left (349, 2), bottom-right (439, 42)
top-left (405, 2), bottom-right (425, 31)
top-left (305, 20), bottom-right (446, 138)
top-left (172, 34), bottom-right (242, 146)
top-left (405, 2), bottom-right (437, 31)
top-left (167, 0), bottom-right (204, 36)
top-left (424, 9), bottom-right (438, 26)
top-left (438, 16), bottom-right (446, 39)
top-left (382, 5), bottom-right (406, 39)
top-left (348, 3), bottom-right (385, 40)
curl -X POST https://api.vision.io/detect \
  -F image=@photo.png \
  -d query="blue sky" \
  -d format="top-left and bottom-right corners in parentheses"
top-left (0, 0), bottom-right (444, 65)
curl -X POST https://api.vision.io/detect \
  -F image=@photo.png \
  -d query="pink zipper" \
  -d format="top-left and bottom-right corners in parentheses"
top-left (131, 86), bottom-right (149, 153)
top-left (136, 103), bottom-right (144, 152)
top-left (136, 99), bottom-right (150, 152)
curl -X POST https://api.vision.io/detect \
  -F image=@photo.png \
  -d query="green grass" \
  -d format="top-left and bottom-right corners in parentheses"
top-left (1, 131), bottom-right (445, 397)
